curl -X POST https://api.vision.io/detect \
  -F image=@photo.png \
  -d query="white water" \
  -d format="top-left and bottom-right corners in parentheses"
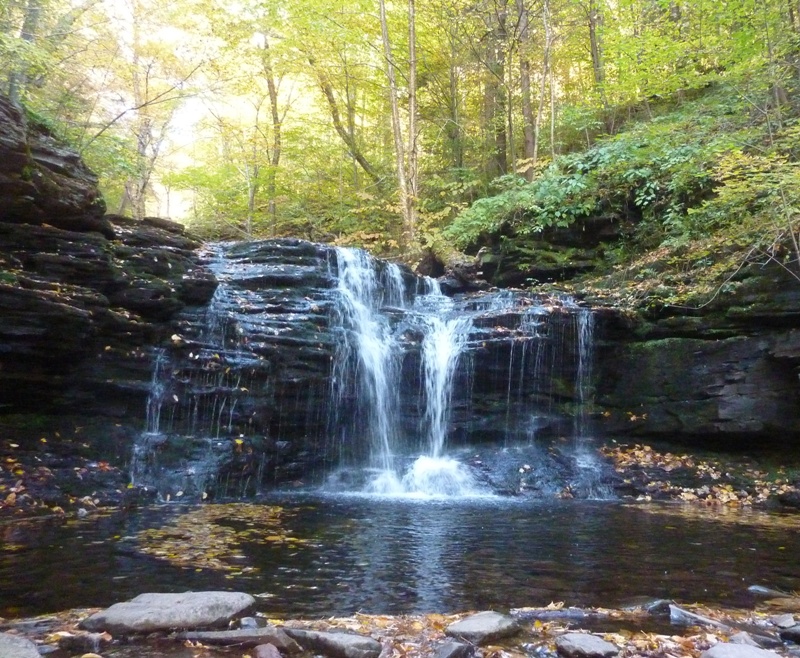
top-left (331, 248), bottom-right (479, 496)
top-left (333, 248), bottom-right (402, 472)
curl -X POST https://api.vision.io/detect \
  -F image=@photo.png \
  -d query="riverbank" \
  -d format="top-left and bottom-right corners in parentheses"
top-left (3, 591), bottom-right (800, 658)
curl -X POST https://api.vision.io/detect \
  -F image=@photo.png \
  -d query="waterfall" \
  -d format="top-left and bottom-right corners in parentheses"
top-left (575, 307), bottom-right (595, 440)
top-left (330, 247), bottom-right (403, 472)
top-left (329, 248), bottom-right (480, 496)
top-left (420, 314), bottom-right (471, 458)
top-left (133, 239), bottom-right (607, 501)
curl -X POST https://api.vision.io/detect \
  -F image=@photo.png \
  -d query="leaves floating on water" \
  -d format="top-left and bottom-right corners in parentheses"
top-left (135, 503), bottom-right (309, 572)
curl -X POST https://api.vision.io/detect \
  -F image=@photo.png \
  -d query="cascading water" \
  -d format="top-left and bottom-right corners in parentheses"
top-left (133, 239), bottom-right (609, 501)
top-left (329, 248), bottom-right (479, 496)
top-left (326, 247), bottom-right (608, 498)
top-left (330, 248), bottom-right (402, 473)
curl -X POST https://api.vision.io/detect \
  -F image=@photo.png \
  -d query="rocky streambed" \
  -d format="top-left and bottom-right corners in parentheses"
top-left (4, 589), bottom-right (800, 658)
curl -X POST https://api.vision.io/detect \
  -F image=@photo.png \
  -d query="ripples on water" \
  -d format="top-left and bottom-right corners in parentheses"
top-left (1, 496), bottom-right (798, 618)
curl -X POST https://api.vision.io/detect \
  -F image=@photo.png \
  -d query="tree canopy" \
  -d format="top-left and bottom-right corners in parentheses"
top-left (3, 0), bottom-right (799, 262)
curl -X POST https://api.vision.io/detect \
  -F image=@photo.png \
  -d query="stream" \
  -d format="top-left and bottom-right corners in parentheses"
top-left (1, 495), bottom-right (798, 619)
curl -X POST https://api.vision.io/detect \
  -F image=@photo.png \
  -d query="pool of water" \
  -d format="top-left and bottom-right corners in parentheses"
top-left (1, 495), bottom-right (798, 618)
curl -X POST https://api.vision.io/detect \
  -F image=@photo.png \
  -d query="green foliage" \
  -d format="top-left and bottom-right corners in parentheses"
top-left (444, 84), bottom-right (779, 252)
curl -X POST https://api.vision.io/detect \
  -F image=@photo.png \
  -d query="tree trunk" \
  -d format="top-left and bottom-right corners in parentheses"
top-left (588, 0), bottom-right (605, 87)
top-left (310, 58), bottom-right (384, 190)
top-left (7, 0), bottom-right (42, 107)
top-left (533, 0), bottom-right (553, 164)
top-left (517, 0), bottom-right (535, 179)
top-left (448, 38), bottom-right (464, 169)
top-left (407, 0), bottom-right (418, 245)
top-left (262, 38), bottom-right (282, 236)
top-left (342, 56), bottom-right (360, 190)
top-left (378, 0), bottom-right (415, 246)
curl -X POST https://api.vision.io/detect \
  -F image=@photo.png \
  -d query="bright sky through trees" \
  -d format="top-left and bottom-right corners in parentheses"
top-left (2, 0), bottom-right (798, 256)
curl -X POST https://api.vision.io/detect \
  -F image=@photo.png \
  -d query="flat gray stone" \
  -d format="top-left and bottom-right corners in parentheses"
top-left (701, 644), bottom-right (782, 658)
top-left (0, 633), bottom-right (40, 658)
top-left (445, 611), bottom-right (519, 645)
top-left (283, 628), bottom-right (381, 658)
top-left (555, 633), bottom-right (619, 658)
top-left (80, 591), bottom-right (255, 633)
top-left (769, 614), bottom-right (795, 629)
top-left (180, 626), bottom-right (301, 652)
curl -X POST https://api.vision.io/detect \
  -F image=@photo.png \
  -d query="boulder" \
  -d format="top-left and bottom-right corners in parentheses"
top-left (555, 633), bottom-right (619, 658)
top-left (0, 95), bottom-right (106, 230)
top-left (445, 611), bottom-right (520, 645)
top-left (0, 632), bottom-right (40, 658)
top-left (283, 627), bottom-right (382, 658)
top-left (80, 591), bottom-right (255, 633)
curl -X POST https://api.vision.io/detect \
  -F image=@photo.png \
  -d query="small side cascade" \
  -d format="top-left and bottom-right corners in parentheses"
top-left (575, 306), bottom-right (595, 440)
top-left (131, 240), bottom-right (336, 501)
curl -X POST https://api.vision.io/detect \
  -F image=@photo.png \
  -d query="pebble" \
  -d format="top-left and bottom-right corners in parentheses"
top-left (255, 643), bottom-right (283, 658)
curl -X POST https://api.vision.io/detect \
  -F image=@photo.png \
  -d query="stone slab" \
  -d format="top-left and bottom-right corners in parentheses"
top-left (283, 627), bottom-right (382, 658)
top-left (80, 591), bottom-right (255, 633)
top-left (555, 633), bottom-right (619, 658)
top-left (445, 611), bottom-right (520, 645)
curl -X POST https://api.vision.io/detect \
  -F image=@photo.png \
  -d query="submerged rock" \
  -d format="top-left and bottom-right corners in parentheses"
top-left (435, 640), bottom-right (476, 658)
top-left (80, 591), bottom-right (255, 634)
top-left (445, 611), bottom-right (520, 645)
top-left (180, 626), bottom-right (301, 652)
top-left (282, 627), bottom-right (382, 658)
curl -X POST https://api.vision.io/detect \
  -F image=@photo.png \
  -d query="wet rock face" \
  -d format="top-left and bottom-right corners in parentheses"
top-left (0, 216), bottom-right (216, 419)
top-left (133, 239), bottom-right (340, 496)
top-left (596, 335), bottom-right (800, 438)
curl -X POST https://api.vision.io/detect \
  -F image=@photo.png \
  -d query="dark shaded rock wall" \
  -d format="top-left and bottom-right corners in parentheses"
top-left (592, 265), bottom-right (800, 443)
top-left (0, 95), bottom-right (217, 472)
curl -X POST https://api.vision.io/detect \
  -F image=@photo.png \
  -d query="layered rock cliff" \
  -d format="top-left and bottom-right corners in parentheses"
top-left (592, 265), bottom-right (800, 444)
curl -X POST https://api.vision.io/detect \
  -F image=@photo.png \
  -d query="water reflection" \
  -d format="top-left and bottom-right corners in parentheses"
top-left (1, 498), bottom-right (799, 618)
